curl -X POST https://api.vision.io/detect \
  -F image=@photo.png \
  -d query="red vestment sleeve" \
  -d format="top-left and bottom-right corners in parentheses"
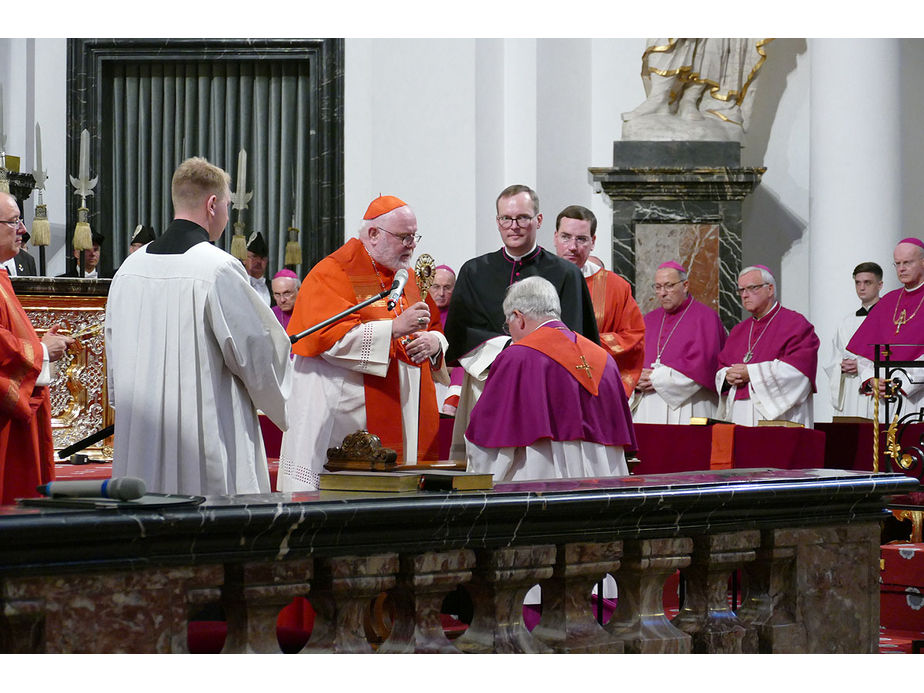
top-left (588, 270), bottom-right (645, 396)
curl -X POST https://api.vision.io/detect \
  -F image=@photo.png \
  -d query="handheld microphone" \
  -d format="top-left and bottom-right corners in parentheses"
top-left (387, 269), bottom-right (409, 311)
top-left (36, 477), bottom-right (147, 501)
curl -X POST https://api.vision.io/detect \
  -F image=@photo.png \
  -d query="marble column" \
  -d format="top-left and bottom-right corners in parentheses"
top-left (809, 39), bottom-right (903, 422)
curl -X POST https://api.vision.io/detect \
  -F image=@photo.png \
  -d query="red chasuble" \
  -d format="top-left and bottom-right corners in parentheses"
top-left (586, 268), bottom-right (645, 396)
top-left (0, 271), bottom-right (55, 505)
top-left (287, 238), bottom-right (442, 461)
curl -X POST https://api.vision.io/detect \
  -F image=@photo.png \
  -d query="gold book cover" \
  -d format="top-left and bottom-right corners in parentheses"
top-left (318, 471), bottom-right (421, 493)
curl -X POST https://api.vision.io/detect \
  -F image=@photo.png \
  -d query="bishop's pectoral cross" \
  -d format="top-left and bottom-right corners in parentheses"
top-left (895, 309), bottom-right (908, 335)
top-left (576, 355), bottom-right (594, 379)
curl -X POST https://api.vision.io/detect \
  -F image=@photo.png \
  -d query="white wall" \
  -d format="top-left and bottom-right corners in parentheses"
top-left (344, 39), bottom-right (478, 272)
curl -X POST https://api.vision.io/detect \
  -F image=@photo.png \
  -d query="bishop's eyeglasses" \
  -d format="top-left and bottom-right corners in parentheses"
top-left (736, 283), bottom-right (769, 296)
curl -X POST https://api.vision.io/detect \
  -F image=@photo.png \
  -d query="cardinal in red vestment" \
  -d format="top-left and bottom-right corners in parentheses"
top-left (0, 191), bottom-right (74, 504)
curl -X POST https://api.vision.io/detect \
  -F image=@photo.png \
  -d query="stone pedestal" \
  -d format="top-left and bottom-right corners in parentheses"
top-left (453, 546), bottom-right (556, 654)
top-left (222, 560), bottom-right (312, 654)
top-left (671, 530), bottom-right (760, 653)
top-left (379, 549), bottom-right (476, 654)
top-left (606, 537), bottom-right (693, 653)
top-left (590, 141), bottom-right (764, 330)
top-left (531, 542), bottom-right (624, 653)
top-left (302, 554), bottom-right (398, 654)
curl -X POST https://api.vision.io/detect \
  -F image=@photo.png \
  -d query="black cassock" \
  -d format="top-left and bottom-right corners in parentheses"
top-left (444, 246), bottom-right (600, 365)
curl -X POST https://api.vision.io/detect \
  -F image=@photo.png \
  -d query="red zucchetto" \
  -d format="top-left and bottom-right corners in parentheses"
top-left (363, 195), bottom-right (407, 220)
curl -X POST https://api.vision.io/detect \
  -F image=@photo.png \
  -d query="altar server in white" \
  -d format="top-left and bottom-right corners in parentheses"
top-left (105, 157), bottom-right (292, 496)
top-left (822, 262), bottom-right (883, 420)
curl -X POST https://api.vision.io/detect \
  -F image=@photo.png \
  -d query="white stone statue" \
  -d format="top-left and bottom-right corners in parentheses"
top-left (622, 39), bottom-right (773, 142)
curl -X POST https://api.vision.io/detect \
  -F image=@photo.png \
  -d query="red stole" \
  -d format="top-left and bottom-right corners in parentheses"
top-left (516, 322), bottom-right (608, 396)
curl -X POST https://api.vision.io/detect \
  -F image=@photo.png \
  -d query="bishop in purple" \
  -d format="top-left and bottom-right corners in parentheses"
top-left (632, 261), bottom-right (727, 424)
top-left (271, 269), bottom-right (300, 332)
top-left (847, 238), bottom-right (924, 409)
top-left (716, 265), bottom-right (819, 426)
top-left (465, 277), bottom-right (636, 482)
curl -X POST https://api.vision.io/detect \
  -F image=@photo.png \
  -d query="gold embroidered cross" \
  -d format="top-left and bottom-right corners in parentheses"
top-left (576, 356), bottom-right (594, 379)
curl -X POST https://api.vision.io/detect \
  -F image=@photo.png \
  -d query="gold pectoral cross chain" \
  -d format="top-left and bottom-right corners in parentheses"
top-left (895, 309), bottom-right (908, 335)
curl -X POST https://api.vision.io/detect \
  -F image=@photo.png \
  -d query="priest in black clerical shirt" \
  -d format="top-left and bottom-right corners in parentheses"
top-left (443, 184), bottom-right (599, 459)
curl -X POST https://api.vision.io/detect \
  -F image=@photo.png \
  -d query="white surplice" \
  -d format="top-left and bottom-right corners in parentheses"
top-left (465, 438), bottom-right (628, 483)
top-left (105, 243), bottom-right (293, 496)
top-left (715, 359), bottom-right (814, 427)
top-left (449, 335), bottom-right (509, 459)
top-left (822, 311), bottom-right (886, 421)
top-left (630, 365), bottom-right (719, 424)
top-left (277, 322), bottom-right (448, 491)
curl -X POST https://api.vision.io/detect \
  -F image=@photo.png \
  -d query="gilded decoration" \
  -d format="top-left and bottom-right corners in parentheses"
top-left (19, 293), bottom-right (112, 459)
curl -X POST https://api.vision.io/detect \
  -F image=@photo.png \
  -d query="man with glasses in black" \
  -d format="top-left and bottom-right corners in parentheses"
top-left (716, 265), bottom-right (819, 426)
top-left (444, 185), bottom-right (598, 459)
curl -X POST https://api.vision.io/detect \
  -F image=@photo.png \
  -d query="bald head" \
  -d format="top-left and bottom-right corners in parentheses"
top-left (894, 241), bottom-right (924, 288)
top-left (429, 267), bottom-right (456, 310)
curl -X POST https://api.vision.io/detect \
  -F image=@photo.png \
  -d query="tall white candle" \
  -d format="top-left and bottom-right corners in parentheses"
top-left (78, 129), bottom-right (90, 182)
top-left (236, 149), bottom-right (248, 198)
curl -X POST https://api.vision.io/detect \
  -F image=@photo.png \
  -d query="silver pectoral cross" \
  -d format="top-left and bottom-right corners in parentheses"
top-left (743, 351), bottom-right (753, 363)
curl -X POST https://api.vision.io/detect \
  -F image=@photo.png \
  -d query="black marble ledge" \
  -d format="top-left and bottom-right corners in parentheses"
top-left (590, 167), bottom-right (765, 201)
top-left (0, 468), bottom-right (916, 578)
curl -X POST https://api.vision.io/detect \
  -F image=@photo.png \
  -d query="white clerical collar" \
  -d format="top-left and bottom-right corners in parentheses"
top-left (904, 280), bottom-right (924, 292)
top-left (84, 268), bottom-right (98, 279)
top-left (504, 243), bottom-right (538, 261)
top-left (2, 259), bottom-right (16, 277)
top-left (580, 260), bottom-right (602, 278)
top-left (754, 301), bottom-right (780, 321)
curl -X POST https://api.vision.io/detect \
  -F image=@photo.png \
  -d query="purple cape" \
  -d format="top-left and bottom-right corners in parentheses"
top-left (272, 305), bottom-right (291, 331)
top-left (465, 322), bottom-right (637, 448)
top-left (847, 284), bottom-right (924, 360)
top-left (643, 295), bottom-right (727, 391)
top-left (718, 304), bottom-right (819, 400)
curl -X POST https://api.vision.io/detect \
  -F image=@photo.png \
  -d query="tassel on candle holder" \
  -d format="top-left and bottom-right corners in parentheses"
top-left (284, 225), bottom-right (301, 267)
top-left (31, 203), bottom-right (51, 247)
top-left (230, 220), bottom-right (247, 261)
top-left (73, 206), bottom-right (93, 251)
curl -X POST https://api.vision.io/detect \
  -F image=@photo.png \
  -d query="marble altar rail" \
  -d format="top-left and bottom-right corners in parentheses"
top-left (0, 468), bottom-right (917, 654)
